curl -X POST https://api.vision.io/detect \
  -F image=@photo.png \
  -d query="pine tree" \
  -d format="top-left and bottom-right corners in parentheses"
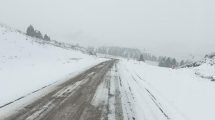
top-left (158, 58), bottom-right (165, 67)
top-left (180, 60), bottom-right (185, 66)
top-left (35, 30), bottom-right (43, 39)
top-left (172, 58), bottom-right (177, 66)
top-left (165, 57), bottom-right (171, 67)
top-left (44, 34), bottom-right (50, 41)
top-left (139, 54), bottom-right (145, 62)
top-left (26, 25), bottom-right (35, 37)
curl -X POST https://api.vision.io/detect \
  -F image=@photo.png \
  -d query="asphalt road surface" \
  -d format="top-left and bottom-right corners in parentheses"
top-left (6, 60), bottom-right (120, 120)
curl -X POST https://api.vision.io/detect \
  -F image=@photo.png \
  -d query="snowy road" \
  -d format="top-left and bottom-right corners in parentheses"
top-left (91, 60), bottom-right (184, 120)
top-left (5, 60), bottom-right (115, 120)
top-left (3, 60), bottom-right (181, 120)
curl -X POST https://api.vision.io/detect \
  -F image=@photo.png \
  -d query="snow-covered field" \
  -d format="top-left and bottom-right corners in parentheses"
top-left (0, 24), bottom-right (106, 108)
top-left (1, 23), bottom-right (215, 120)
top-left (119, 58), bottom-right (215, 120)
top-left (145, 60), bottom-right (159, 66)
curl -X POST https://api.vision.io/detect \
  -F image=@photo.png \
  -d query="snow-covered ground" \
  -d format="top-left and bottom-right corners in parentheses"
top-left (0, 24), bottom-right (106, 108)
top-left (145, 60), bottom-right (159, 66)
top-left (192, 57), bottom-right (215, 81)
top-left (118, 58), bottom-right (215, 120)
top-left (1, 23), bottom-right (215, 120)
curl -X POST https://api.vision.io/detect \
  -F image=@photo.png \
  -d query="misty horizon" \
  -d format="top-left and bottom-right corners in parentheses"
top-left (1, 0), bottom-right (214, 59)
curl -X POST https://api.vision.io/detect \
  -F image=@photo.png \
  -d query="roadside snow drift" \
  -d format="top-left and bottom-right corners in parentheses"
top-left (190, 57), bottom-right (215, 81)
top-left (119, 59), bottom-right (215, 120)
top-left (0, 24), bottom-right (106, 107)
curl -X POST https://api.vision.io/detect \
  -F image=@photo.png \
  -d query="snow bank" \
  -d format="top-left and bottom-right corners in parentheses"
top-left (120, 59), bottom-right (215, 120)
top-left (0, 24), bottom-right (106, 107)
top-left (192, 57), bottom-right (215, 81)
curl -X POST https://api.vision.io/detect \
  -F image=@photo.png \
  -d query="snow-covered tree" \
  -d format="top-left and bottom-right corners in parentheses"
top-left (26, 25), bottom-right (35, 37)
top-left (34, 30), bottom-right (43, 39)
top-left (180, 60), bottom-right (185, 66)
top-left (44, 34), bottom-right (51, 41)
top-left (139, 54), bottom-right (145, 62)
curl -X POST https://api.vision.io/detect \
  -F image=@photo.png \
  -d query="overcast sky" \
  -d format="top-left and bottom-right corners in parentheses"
top-left (0, 0), bottom-right (214, 59)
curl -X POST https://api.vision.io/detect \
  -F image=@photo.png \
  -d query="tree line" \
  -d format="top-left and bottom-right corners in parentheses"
top-left (26, 25), bottom-right (51, 41)
top-left (158, 56), bottom-right (188, 68)
top-left (96, 46), bottom-right (156, 61)
top-left (158, 57), bottom-right (178, 68)
top-left (96, 46), bottom-right (189, 68)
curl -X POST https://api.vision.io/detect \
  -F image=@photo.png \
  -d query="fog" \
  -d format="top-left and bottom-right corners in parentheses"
top-left (0, 0), bottom-right (215, 59)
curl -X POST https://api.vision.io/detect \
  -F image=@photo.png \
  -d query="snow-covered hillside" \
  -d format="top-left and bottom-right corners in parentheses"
top-left (183, 56), bottom-right (215, 81)
top-left (120, 58), bottom-right (215, 120)
top-left (0, 24), bottom-right (106, 107)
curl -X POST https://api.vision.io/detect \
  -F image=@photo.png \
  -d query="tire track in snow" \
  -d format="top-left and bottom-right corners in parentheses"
top-left (106, 62), bottom-right (124, 120)
top-left (113, 64), bottom-right (124, 120)
top-left (133, 74), bottom-right (170, 120)
top-left (125, 64), bottom-right (170, 120)
top-left (88, 61), bottom-right (126, 120)
top-left (118, 65), bottom-right (137, 120)
top-left (145, 88), bottom-right (170, 119)
top-left (131, 63), bottom-right (189, 120)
